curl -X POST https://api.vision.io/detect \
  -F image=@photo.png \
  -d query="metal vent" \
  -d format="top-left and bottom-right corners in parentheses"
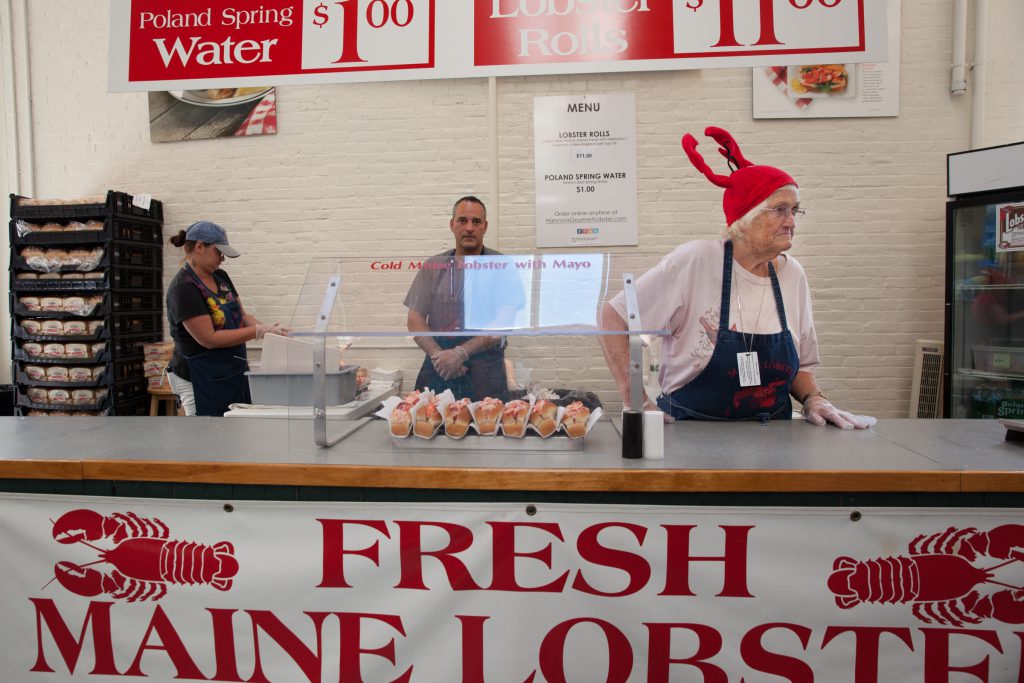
top-left (910, 340), bottom-right (944, 418)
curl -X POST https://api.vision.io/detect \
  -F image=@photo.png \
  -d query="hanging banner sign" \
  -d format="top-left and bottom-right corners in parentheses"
top-left (109, 0), bottom-right (889, 91)
top-left (3, 494), bottom-right (1024, 681)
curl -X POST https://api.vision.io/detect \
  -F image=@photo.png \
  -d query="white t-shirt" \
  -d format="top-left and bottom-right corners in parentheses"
top-left (610, 239), bottom-right (820, 395)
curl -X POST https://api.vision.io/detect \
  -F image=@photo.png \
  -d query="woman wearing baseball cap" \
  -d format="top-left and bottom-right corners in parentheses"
top-left (599, 127), bottom-right (873, 428)
top-left (165, 221), bottom-right (287, 416)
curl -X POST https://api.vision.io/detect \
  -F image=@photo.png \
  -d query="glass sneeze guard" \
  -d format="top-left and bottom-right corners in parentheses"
top-left (256, 253), bottom-right (669, 448)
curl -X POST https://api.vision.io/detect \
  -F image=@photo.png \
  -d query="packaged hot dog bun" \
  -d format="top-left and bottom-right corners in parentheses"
top-left (529, 399), bottom-right (559, 438)
top-left (445, 398), bottom-right (472, 438)
top-left (414, 398), bottom-right (442, 438)
top-left (501, 400), bottom-right (530, 437)
top-left (474, 397), bottom-right (504, 435)
top-left (561, 401), bottom-right (591, 439)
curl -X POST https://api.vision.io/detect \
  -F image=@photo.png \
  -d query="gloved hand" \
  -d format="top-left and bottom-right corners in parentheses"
top-left (802, 395), bottom-right (877, 429)
top-left (431, 347), bottom-right (469, 380)
top-left (643, 397), bottom-right (675, 424)
top-left (254, 323), bottom-right (286, 340)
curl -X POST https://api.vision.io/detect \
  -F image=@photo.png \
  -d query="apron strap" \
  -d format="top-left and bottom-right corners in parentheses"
top-left (767, 260), bottom-right (790, 332)
top-left (719, 241), bottom-right (735, 331)
top-left (722, 241), bottom-right (792, 333)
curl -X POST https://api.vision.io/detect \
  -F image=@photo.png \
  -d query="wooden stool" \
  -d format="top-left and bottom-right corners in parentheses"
top-left (148, 385), bottom-right (182, 416)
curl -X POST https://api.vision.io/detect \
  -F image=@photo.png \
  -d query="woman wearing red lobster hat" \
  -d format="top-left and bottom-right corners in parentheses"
top-left (599, 127), bottom-right (874, 428)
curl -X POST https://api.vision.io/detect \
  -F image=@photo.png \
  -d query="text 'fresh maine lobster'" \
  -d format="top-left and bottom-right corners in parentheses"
top-left (49, 509), bottom-right (239, 602)
top-left (828, 524), bottom-right (1024, 626)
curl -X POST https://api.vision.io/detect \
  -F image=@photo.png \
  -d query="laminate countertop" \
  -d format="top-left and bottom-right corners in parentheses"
top-left (1, 417), bottom-right (1021, 493)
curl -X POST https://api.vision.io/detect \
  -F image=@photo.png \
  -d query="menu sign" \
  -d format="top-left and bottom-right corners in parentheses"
top-left (109, 0), bottom-right (889, 90)
top-left (534, 94), bottom-right (638, 248)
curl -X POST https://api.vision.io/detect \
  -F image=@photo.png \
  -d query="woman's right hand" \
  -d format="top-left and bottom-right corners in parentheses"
top-left (255, 323), bottom-right (287, 340)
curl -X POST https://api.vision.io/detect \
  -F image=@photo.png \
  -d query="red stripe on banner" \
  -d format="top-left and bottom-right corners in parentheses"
top-left (128, 0), bottom-right (306, 82)
top-left (474, 0), bottom-right (677, 66)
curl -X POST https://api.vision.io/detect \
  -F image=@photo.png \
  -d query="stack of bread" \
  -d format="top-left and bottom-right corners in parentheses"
top-left (142, 341), bottom-right (174, 390)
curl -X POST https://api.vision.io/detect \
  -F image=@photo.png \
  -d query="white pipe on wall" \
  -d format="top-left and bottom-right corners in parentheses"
top-left (488, 76), bottom-right (499, 245)
top-left (950, 0), bottom-right (968, 95)
top-left (1, 0), bottom-right (21, 189)
top-left (10, 0), bottom-right (34, 195)
top-left (970, 0), bottom-right (988, 149)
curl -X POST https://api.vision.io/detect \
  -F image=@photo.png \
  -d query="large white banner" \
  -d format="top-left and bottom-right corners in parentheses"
top-left (108, 0), bottom-right (890, 91)
top-left (3, 494), bottom-right (1023, 681)
top-left (534, 94), bottom-right (638, 248)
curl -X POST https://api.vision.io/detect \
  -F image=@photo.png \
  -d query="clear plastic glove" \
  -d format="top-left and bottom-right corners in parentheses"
top-left (254, 323), bottom-right (286, 340)
top-left (643, 397), bottom-right (675, 424)
top-left (431, 347), bottom-right (468, 380)
top-left (802, 396), bottom-right (877, 430)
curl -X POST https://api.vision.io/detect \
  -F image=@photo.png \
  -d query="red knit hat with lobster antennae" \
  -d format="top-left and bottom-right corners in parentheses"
top-left (681, 127), bottom-right (797, 226)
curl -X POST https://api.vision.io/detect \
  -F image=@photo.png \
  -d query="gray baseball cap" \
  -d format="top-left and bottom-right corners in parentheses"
top-left (185, 221), bottom-right (240, 258)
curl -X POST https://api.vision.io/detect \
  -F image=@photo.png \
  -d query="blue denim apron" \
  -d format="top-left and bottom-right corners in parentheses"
top-left (182, 265), bottom-right (251, 417)
top-left (657, 241), bottom-right (799, 422)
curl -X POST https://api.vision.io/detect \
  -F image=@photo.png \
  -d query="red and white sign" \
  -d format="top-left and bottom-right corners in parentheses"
top-left (109, 0), bottom-right (889, 91)
top-left (8, 494), bottom-right (1022, 681)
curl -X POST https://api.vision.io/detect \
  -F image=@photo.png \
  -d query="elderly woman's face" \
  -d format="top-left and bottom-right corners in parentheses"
top-left (745, 188), bottom-right (799, 257)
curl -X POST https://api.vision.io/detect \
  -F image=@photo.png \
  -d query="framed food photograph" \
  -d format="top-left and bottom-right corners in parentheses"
top-left (753, 0), bottom-right (900, 119)
top-left (785, 64), bottom-right (855, 99)
top-left (148, 87), bottom-right (277, 143)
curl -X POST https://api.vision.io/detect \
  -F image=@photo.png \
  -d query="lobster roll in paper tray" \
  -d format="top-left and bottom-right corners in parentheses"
top-left (388, 391), bottom-right (418, 437)
top-left (560, 401), bottom-right (592, 439)
top-left (529, 399), bottom-right (559, 438)
top-left (500, 399), bottom-right (532, 437)
top-left (445, 398), bottom-right (473, 438)
top-left (414, 395), bottom-right (444, 438)
top-left (472, 397), bottom-right (504, 436)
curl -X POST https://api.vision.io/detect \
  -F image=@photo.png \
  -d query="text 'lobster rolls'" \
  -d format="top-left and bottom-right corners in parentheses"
top-left (560, 401), bottom-right (591, 439)
top-left (501, 399), bottom-right (532, 438)
top-left (529, 399), bottom-right (559, 438)
top-left (445, 398), bottom-right (473, 438)
top-left (473, 397), bottom-right (504, 436)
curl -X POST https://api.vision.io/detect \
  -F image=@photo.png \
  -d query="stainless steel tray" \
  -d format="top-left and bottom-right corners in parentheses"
top-left (391, 432), bottom-right (584, 451)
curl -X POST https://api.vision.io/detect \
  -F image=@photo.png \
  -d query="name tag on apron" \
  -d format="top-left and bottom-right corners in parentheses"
top-left (737, 352), bottom-right (761, 387)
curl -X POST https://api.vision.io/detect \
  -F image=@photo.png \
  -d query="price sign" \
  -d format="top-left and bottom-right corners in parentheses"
top-left (301, 0), bottom-right (433, 71)
top-left (109, 0), bottom-right (886, 91)
top-left (673, 0), bottom-right (867, 56)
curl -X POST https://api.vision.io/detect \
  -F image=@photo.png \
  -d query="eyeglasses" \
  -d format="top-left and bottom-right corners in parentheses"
top-left (762, 206), bottom-right (806, 221)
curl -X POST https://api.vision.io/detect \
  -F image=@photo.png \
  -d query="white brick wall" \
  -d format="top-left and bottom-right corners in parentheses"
top-left (981, 0), bottom-right (1024, 147)
top-left (2, 0), bottom-right (1022, 418)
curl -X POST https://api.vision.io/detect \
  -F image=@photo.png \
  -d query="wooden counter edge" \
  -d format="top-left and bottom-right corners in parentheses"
top-left (0, 461), bottom-right (83, 480)
top-left (959, 471), bottom-right (1024, 492)
top-left (76, 461), bottom-right (965, 492)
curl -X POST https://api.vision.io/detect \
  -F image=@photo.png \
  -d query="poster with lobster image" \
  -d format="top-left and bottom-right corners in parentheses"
top-left (1, 493), bottom-right (1022, 681)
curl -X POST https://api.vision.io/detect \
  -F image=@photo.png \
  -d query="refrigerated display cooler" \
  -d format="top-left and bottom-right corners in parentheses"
top-left (945, 141), bottom-right (1024, 418)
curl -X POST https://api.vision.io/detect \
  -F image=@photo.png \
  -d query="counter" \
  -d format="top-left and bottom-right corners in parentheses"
top-left (1, 417), bottom-right (1022, 498)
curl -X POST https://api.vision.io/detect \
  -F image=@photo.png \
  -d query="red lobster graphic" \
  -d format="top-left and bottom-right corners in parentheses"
top-left (828, 524), bottom-right (1024, 626)
top-left (49, 509), bottom-right (239, 602)
top-left (732, 379), bottom-right (788, 411)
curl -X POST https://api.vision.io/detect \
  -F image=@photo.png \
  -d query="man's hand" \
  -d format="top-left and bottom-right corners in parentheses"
top-left (431, 347), bottom-right (468, 380)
